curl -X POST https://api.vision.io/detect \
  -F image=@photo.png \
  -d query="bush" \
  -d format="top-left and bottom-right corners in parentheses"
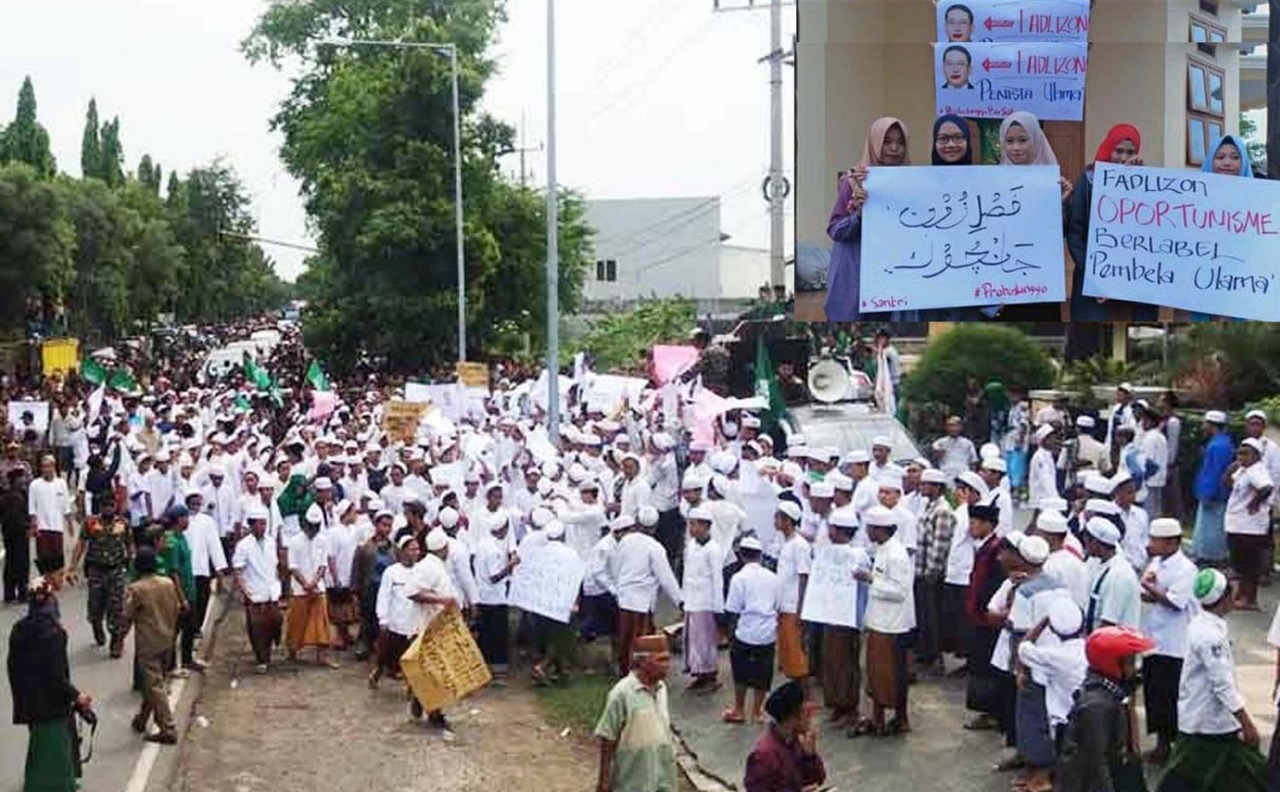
top-left (901, 324), bottom-right (1056, 414)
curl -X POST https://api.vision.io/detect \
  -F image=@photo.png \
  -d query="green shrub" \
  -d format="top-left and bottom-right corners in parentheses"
top-left (901, 324), bottom-right (1056, 414)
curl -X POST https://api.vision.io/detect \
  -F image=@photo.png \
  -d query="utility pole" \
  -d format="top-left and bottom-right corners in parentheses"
top-left (714, 0), bottom-right (795, 290)
top-left (1269, 0), bottom-right (1278, 179)
top-left (515, 114), bottom-right (544, 187)
top-left (546, 0), bottom-right (561, 442)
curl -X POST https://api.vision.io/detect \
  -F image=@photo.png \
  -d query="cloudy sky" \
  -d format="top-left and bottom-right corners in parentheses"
top-left (0, 0), bottom-right (794, 281)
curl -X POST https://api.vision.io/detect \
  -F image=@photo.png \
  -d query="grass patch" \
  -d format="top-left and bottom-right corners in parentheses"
top-left (534, 675), bottom-right (614, 735)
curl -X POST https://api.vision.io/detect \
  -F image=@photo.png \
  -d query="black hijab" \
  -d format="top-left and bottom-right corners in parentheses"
top-left (931, 114), bottom-right (973, 166)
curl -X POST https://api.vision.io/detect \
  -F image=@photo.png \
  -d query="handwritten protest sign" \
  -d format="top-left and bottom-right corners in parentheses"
top-left (6, 401), bottom-right (50, 434)
top-left (860, 165), bottom-right (1066, 311)
top-left (584, 374), bottom-right (648, 416)
top-left (400, 604), bottom-right (491, 713)
top-left (1082, 163), bottom-right (1280, 320)
top-left (937, 0), bottom-right (1090, 43)
top-left (381, 401), bottom-right (429, 444)
top-left (800, 545), bottom-right (870, 629)
top-left (456, 361), bottom-right (490, 391)
top-left (935, 42), bottom-right (1087, 121)
top-left (508, 542), bottom-right (586, 624)
top-left (406, 382), bottom-right (467, 420)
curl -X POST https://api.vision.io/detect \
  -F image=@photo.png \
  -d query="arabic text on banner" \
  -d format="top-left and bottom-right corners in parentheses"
top-left (934, 41), bottom-right (1087, 121)
top-left (1081, 163), bottom-right (1280, 320)
top-left (937, 0), bottom-right (1090, 43)
top-left (859, 165), bottom-right (1066, 311)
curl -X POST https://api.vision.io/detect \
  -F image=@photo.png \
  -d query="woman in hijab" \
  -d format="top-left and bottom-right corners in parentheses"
top-left (824, 117), bottom-right (909, 322)
top-left (1064, 124), bottom-right (1152, 322)
top-left (993, 111), bottom-right (1073, 322)
top-left (928, 115), bottom-right (1000, 320)
top-left (1190, 135), bottom-right (1255, 321)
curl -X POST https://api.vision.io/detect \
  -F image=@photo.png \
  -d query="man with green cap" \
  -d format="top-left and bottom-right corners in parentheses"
top-left (1154, 568), bottom-right (1266, 792)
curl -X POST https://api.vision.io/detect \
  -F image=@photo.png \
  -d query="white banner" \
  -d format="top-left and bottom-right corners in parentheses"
top-left (860, 165), bottom-right (1066, 310)
top-left (799, 545), bottom-right (870, 629)
top-left (938, 0), bottom-right (1090, 43)
top-left (1082, 163), bottom-right (1280, 320)
top-left (583, 374), bottom-right (649, 416)
top-left (508, 542), bottom-right (586, 624)
top-left (935, 42), bottom-right (1087, 121)
top-left (7, 400), bottom-right (50, 434)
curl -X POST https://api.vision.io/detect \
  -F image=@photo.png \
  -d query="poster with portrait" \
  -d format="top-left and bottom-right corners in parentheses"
top-left (7, 401), bottom-right (50, 435)
top-left (934, 42), bottom-right (1087, 121)
top-left (937, 0), bottom-right (1090, 44)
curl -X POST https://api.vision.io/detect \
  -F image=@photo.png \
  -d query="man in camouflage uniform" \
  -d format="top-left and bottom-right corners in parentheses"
top-left (71, 504), bottom-right (133, 657)
top-left (691, 328), bottom-right (731, 397)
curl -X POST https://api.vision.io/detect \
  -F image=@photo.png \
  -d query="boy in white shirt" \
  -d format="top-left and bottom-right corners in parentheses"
top-left (371, 533), bottom-right (422, 688)
top-left (1016, 599), bottom-right (1086, 746)
top-left (723, 536), bottom-right (779, 724)
top-left (473, 516), bottom-right (520, 673)
top-left (681, 507), bottom-right (724, 691)
top-left (859, 505), bottom-right (915, 735)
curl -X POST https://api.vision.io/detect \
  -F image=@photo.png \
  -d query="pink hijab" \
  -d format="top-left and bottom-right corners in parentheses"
top-left (859, 117), bottom-right (911, 168)
top-left (998, 111), bottom-right (1059, 166)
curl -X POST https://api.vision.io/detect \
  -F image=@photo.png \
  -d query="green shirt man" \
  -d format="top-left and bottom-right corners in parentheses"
top-left (594, 635), bottom-right (678, 792)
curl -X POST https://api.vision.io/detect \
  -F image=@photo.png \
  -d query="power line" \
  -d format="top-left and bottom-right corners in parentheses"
top-left (628, 206), bottom-right (771, 279)
top-left (593, 176), bottom-right (759, 263)
top-left (571, 0), bottom-right (689, 103)
top-left (218, 231), bottom-right (320, 254)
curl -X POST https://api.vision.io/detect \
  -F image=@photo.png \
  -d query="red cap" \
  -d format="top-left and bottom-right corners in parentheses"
top-left (1085, 626), bottom-right (1155, 680)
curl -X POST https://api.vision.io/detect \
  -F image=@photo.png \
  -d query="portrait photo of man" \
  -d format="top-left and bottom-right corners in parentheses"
top-left (940, 45), bottom-right (975, 89)
top-left (944, 3), bottom-right (974, 42)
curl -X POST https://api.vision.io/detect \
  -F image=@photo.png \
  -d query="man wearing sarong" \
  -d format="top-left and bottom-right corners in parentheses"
top-left (859, 505), bottom-right (915, 735)
top-left (1155, 569), bottom-right (1266, 792)
top-left (1191, 411), bottom-right (1233, 565)
top-left (610, 512), bottom-right (682, 677)
top-left (820, 509), bottom-right (871, 733)
top-left (285, 503), bottom-right (338, 667)
top-left (680, 507), bottom-right (723, 692)
top-left (773, 501), bottom-right (811, 685)
top-left (232, 504), bottom-right (283, 673)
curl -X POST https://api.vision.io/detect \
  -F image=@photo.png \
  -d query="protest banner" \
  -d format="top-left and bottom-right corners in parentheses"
top-left (405, 382), bottom-right (467, 420)
top-left (860, 165), bottom-right (1066, 311)
top-left (800, 546), bottom-right (869, 629)
top-left (1081, 163), bottom-right (1280, 320)
top-left (6, 400), bottom-right (50, 434)
top-left (937, 0), bottom-right (1090, 43)
top-left (455, 361), bottom-right (490, 391)
top-left (584, 374), bottom-right (648, 416)
top-left (399, 604), bottom-right (491, 713)
top-left (306, 390), bottom-right (340, 423)
top-left (381, 401), bottom-right (429, 444)
top-left (935, 42), bottom-right (1087, 121)
top-left (508, 542), bottom-right (586, 624)
top-left (651, 344), bottom-right (699, 385)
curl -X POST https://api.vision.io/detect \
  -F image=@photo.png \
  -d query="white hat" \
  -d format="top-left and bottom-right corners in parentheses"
top-left (805, 446), bottom-right (827, 462)
top-left (1038, 497), bottom-right (1069, 513)
top-left (682, 470), bottom-right (708, 491)
top-left (864, 505), bottom-right (896, 528)
top-left (738, 536), bottom-right (763, 552)
top-left (829, 508), bottom-right (859, 529)
top-left (871, 436), bottom-right (892, 449)
top-left (305, 503), bottom-right (324, 524)
top-left (689, 440), bottom-right (713, 454)
top-left (981, 457), bottom-right (1007, 474)
top-left (842, 449), bottom-right (870, 465)
top-left (397, 533), bottom-right (418, 549)
top-left (1084, 474), bottom-right (1116, 496)
top-left (955, 471), bottom-right (989, 496)
top-left (1110, 469), bottom-right (1133, 489)
top-left (1194, 568), bottom-right (1229, 605)
top-left (921, 469), bottom-right (948, 485)
top-left (1086, 498), bottom-right (1121, 517)
top-left (809, 481), bottom-right (835, 499)
top-left (314, 476), bottom-right (333, 490)
top-left (375, 509), bottom-right (395, 521)
top-left (687, 506), bottom-right (714, 523)
top-left (828, 472), bottom-right (855, 491)
top-left (438, 507), bottom-right (460, 528)
top-left (1246, 409), bottom-right (1268, 422)
top-left (1242, 437), bottom-right (1267, 455)
top-left (544, 521), bottom-right (565, 541)
top-left (1149, 518), bottom-right (1182, 539)
top-left (1036, 511), bottom-right (1068, 534)
top-left (425, 528), bottom-right (448, 552)
top-left (1117, 382), bottom-right (1134, 393)
top-left (1075, 415), bottom-right (1096, 429)
top-left (1085, 516), bottom-right (1122, 545)
top-left (531, 507), bottom-right (555, 529)
top-left (611, 515), bottom-right (636, 533)
top-left (1047, 599), bottom-right (1084, 636)
top-left (1034, 424), bottom-right (1056, 443)
top-left (876, 473), bottom-right (904, 492)
top-left (776, 500), bottom-right (802, 522)
top-left (244, 504), bottom-right (270, 522)
top-left (1018, 535), bottom-right (1050, 565)
top-left (637, 506), bottom-right (660, 528)
top-left (651, 432), bottom-right (675, 451)
top-left (335, 499), bottom-right (354, 518)
top-left (208, 463), bottom-right (226, 477)
top-left (536, 479), bottom-right (553, 496)
top-left (183, 486), bottom-right (203, 500)
top-left (979, 442), bottom-right (1001, 461)
top-left (1203, 410), bottom-right (1228, 425)
top-left (578, 478), bottom-right (601, 492)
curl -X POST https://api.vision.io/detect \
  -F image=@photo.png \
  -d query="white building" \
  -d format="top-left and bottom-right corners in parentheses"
top-left (583, 197), bottom-right (774, 304)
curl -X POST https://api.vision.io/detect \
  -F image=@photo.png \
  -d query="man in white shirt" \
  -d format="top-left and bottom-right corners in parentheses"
top-left (1033, 511), bottom-right (1089, 610)
top-left (876, 475), bottom-right (918, 554)
top-left (1112, 471), bottom-right (1150, 573)
top-left (231, 504), bottom-right (283, 673)
top-left (932, 416), bottom-right (978, 480)
top-left (978, 457), bottom-right (1014, 537)
top-left (1103, 383), bottom-right (1137, 451)
top-left (145, 451), bottom-right (177, 523)
top-left (1162, 569), bottom-right (1262, 788)
top-left (201, 464), bottom-right (237, 557)
top-left (1225, 438), bottom-right (1275, 614)
top-left (681, 507), bottom-right (724, 691)
top-left (1082, 517), bottom-right (1141, 633)
top-left (473, 514), bottom-right (519, 672)
top-left (407, 528), bottom-right (462, 728)
top-left (858, 505), bottom-right (915, 734)
top-left (581, 514), bottom-right (621, 644)
top-left (774, 500), bottom-right (812, 683)
top-left (1139, 517), bottom-right (1199, 765)
top-left (609, 513), bottom-right (681, 677)
top-left (647, 432), bottom-right (682, 575)
top-left (437, 506), bottom-right (479, 614)
top-left (724, 536), bottom-right (780, 724)
top-left (28, 454), bottom-right (72, 564)
top-left (371, 534), bottom-right (423, 687)
top-left (616, 453), bottom-right (653, 520)
top-left (1137, 408), bottom-right (1169, 520)
top-left (285, 505), bottom-right (338, 666)
top-left (1028, 425), bottom-right (1060, 510)
top-left (183, 488), bottom-right (228, 638)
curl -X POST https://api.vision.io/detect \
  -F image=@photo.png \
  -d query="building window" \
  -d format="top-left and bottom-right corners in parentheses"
top-left (1198, 0), bottom-right (1218, 17)
top-left (1186, 56), bottom-right (1226, 167)
top-left (595, 259), bottom-right (618, 282)
top-left (1190, 14), bottom-right (1227, 44)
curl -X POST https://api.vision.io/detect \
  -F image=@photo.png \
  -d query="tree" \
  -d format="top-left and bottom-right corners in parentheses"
top-left (901, 324), bottom-right (1056, 409)
top-left (99, 116), bottom-right (124, 187)
top-left (2, 77), bottom-right (56, 177)
top-left (0, 164), bottom-right (74, 324)
top-left (244, 0), bottom-right (592, 375)
top-left (137, 154), bottom-right (162, 194)
top-left (81, 98), bottom-right (102, 179)
top-left (1241, 112), bottom-right (1268, 172)
top-left (576, 298), bottom-right (696, 373)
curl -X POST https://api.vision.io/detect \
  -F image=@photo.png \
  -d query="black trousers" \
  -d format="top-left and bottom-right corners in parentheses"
top-left (655, 508), bottom-right (684, 577)
top-left (2, 526), bottom-right (28, 601)
top-left (193, 575), bottom-right (212, 637)
top-left (178, 604), bottom-right (198, 666)
top-left (477, 604), bottom-right (510, 667)
top-left (1143, 655), bottom-right (1183, 742)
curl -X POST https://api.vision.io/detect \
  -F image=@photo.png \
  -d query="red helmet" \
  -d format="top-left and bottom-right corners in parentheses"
top-left (1086, 626), bottom-right (1156, 679)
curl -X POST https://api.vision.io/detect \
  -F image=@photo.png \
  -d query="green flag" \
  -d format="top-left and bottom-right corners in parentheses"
top-left (243, 353), bottom-right (272, 390)
top-left (754, 335), bottom-right (785, 427)
top-left (81, 356), bottom-right (107, 385)
top-left (107, 368), bottom-right (140, 396)
top-left (233, 394), bottom-right (251, 411)
top-left (306, 360), bottom-right (330, 391)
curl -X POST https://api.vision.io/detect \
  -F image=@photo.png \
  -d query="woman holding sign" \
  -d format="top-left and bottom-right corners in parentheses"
top-left (928, 115), bottom-right (997, 321)
top-left (992, 112), bottom-right (1073, 322)
top-left (824, 117), bottom-right (910, 322)
top-left (1190, 136), bottom-right (1254, 322)
top-left (1065, 123), bottom-right (1155, 322)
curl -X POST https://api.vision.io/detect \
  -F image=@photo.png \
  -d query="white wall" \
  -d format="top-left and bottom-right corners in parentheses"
top-left (583, 197), bottom-right (724, 301)
top-left (718, 245), bottom-right (773, 299)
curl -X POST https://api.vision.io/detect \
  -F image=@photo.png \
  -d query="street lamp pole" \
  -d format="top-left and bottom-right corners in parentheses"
top-left (546, 0), bottom-right (561, 442)
top-left (322, 38), bottom-right (467, 362)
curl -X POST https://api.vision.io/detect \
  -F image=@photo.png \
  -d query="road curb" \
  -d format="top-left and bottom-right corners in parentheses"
top-left (673, 727), bottom-right (737, 792)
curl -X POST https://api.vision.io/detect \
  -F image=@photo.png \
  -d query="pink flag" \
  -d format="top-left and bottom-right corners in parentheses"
top-left (308, 390), bottom-right (339, 423)
top-left (651, 345), bottom-right (699, 385)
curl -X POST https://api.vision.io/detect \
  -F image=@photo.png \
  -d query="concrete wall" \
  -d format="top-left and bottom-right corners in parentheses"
top-left (718, 244), bottom-right (776, 300)
top-left (583, 197), bottom-right (723, 301)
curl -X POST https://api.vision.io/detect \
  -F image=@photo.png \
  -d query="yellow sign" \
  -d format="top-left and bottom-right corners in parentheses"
top-left (399, 604), bottom-right (491, 712)
top-left (41, 338), bottom-right (80, 376)
top-left (456, 361), bottom-right (490, 390)
top-left (381, 401), bottom-right (429, 444)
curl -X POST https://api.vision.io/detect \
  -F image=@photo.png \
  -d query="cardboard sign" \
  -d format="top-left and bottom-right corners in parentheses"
top-left (381, 401), bottom-right (429, 444)
top-left (860, 165), bottom-right (1066, 310)
top-left (456, 361), bottom-right (490, 391)
top-left (399, 604), bottom-right (491, 712)
top-left (1082, 163), bottom-right (1280, 320)
top-left (800, 545), bottom-right (871, 629)
top-left (508, 541), bottom-right (586, 624)
top-left (935, 42), bottom-right (1087, 121)
top-left (7, 400), bottom-right (50, 434)
top-left (937, 0), bottom-right (1090, 43)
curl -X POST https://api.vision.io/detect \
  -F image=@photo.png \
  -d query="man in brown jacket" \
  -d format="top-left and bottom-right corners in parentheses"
top-left (122, 546), bottom-right (182, 743)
